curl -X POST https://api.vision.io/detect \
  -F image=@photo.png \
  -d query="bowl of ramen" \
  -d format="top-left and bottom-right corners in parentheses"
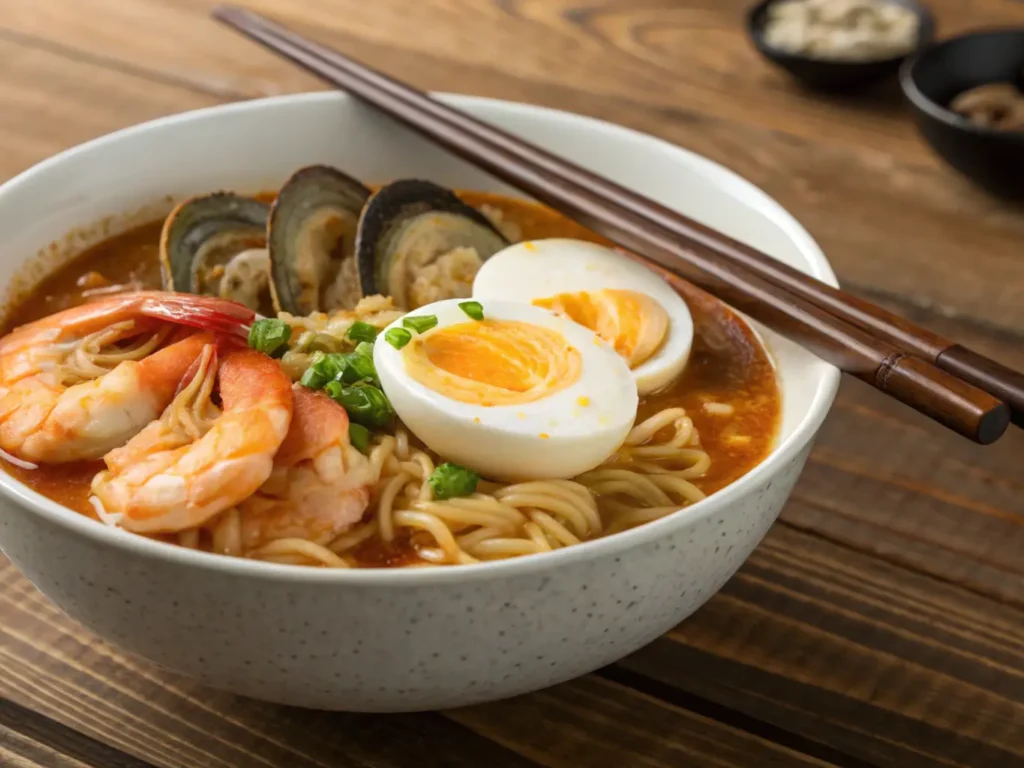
top-left (0, 92), bottom-right (839, 711)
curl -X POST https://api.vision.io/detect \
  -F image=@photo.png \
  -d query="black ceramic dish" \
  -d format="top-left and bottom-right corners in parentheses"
top-left (901, 28), bottom-right (1024, 200)
top-left (747, 0), bottom-right (935, 91)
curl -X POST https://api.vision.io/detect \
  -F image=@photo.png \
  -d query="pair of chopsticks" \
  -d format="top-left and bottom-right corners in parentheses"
top-left (213, 5), bottom-right (1024, 445)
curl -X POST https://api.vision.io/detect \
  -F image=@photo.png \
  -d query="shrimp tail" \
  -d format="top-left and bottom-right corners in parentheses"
top-left (138, 293), bottom-right (254, 338)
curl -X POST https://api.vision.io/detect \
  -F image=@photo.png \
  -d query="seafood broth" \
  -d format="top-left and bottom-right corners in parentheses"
top-left (1, 189), bottom-right (780, 568)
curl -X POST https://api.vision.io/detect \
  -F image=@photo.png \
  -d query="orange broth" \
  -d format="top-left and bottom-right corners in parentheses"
top-left (1, 191), bottom-right (780, 559)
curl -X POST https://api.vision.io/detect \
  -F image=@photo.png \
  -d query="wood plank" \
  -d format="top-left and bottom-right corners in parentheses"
top-left (4, 1), bottom-right (1024, 331)
top-left (0, 38), bottom-right (220, 182)
top-left (447, 676), bottom-right (841, 768)
top-left (788, 296), bottom-right (1024, 606)
top-left (619, 525), bottom-right (1024, 768)
top-left (1, 699), bottom-right (155, 768)
top-left (793, 384), bottom-right (1024, 607)
top-left (0, 558), bottom-right (834, 768)
top-left (10, 0), bottom-right (1023, 162)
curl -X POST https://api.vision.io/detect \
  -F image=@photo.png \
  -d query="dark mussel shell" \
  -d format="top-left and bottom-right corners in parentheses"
top-left (355, 179), bottom-right (509, 310)
top-left (159, 193), bottom-right (270, 299)
top-left (268, 165), bottom-right (371, 315)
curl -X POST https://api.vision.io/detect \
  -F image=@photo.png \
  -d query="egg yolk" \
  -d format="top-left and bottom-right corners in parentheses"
top-left (533, 289), bottom-right (668, 369)
top-left (403, 320), bottom-right (582, 406)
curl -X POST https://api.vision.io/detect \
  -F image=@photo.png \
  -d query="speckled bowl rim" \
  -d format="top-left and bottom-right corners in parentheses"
top-left (0, 92), bottom-right (841, 586)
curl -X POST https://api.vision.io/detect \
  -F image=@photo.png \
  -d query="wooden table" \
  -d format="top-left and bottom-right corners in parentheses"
top-left (2, 1), bottom-right (1023, 766)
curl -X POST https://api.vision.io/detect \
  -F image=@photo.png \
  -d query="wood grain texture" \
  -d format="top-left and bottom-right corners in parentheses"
top-left (0, 0), bottom-right (1022, 766)
top-left (624, 526), bottom-right (1024, 767)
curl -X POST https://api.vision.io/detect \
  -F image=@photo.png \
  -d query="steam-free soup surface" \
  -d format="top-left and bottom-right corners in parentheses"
top-left (2, 191), bottom-right (779, 565)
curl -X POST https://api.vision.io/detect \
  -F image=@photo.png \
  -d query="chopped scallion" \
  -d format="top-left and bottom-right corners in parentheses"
top-left (385, 327), bottom-right (412, 350)
top-left (458, 301), bottom-right (484, 321)
top-left (402, 314), bottom-right (439, 334)
top-left (346, 321), bottom-right (379, 343)
top-left (326, 380), bottom-right (394, 430)
top-left (348, 423), bottom-right (371, 454)
top-left (428, 463), bottom-right (480, 500)
top-left (340, 349), bottom-right (377, 385)
top-left (247, 318), bottom-right (292, 358)
top-left (299, 351), bottom-right (348, 390)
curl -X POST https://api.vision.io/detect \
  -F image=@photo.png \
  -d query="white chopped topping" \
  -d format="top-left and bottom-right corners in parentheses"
top-left (724, 435), bottom-right (753, 446)
top-left (703, 402), bottom-right (736, 416)
top-left (89, 495), bottom-right (124, 527)
top-left (0, 448), bottom-right (38, 470)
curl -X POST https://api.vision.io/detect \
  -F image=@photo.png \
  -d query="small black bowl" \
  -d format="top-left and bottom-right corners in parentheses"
top-left (901, 28), bottom-right (1024, 200)
top-left (747, 0), bottom-right (935, 91)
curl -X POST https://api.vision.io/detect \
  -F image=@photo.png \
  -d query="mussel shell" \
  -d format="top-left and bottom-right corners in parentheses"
top-left (355, 180), bottom-right (509, 309)
top-left (159, 193), bottom-right (270, 295)
top-left (268, 165), bottom-right (371, 315)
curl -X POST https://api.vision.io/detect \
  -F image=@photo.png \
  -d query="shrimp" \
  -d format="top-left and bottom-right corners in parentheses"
top-left (232, 386), bottom-right (377, 552)
top-left (0, 292), bottom-right (253, 463)
top-left (90, 343), bottom-right (293, 534)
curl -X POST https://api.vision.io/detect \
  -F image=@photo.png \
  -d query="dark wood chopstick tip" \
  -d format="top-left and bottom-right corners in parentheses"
top-left (937, 344), bottom-right (1024, 430)
top-left (977, 405), bottom-right (1012, 445)
top-left (883, 356), bottom-right (1010, 444)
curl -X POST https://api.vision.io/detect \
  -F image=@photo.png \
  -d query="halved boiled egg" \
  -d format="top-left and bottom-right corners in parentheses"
top-left (374, 298), bottom-right (638, 481)
top-left (472, 239), bottom-right (694, 395)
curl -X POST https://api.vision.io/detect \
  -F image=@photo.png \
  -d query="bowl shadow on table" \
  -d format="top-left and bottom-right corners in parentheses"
top-left (770, 69), bottom-right (909, 112)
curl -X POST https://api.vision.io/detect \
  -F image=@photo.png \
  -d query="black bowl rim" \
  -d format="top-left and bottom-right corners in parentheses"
top-left (746, 0), bottom-right (936, 68)
top-left (899, 26), bottom-right (1024, 138)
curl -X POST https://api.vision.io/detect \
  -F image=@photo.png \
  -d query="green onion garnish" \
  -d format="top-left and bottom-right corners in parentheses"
top-left (428, 462), bottom-right (480, 500)
top-left (459, 301), bottom-right (484, 321)
top-left (385, 327), bottom-right (412, 350)
top-left (247, 318), bottom-right (292, 358)
top-left (402, 314), bottom-right (439, 334)
top-left (340, 349), bottom-right (378, 385)
top-left (348, 423), bottom-right (371, 454)
top-left (299, 351), bottom-right (347, 390)
top-left (325, 380), bottom-right (394, 430)
top-left (354, 341), bottom-right (375, 358)
top-left (346, 321), bottom-right (379, 343)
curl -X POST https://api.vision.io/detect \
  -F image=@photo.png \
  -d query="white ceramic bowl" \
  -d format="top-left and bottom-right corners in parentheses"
top-left (0, 93), bottom-right (839, 712)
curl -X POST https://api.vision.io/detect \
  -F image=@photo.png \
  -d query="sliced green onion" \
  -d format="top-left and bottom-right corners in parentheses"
top-left (326, 381), bottom-right (394, 430)
top-left (347, 321), bottom-right (379, 343)
top-left (340, 350), bottom-right (377, 385)
top-left (428, 462), bottom-right (480, 500)
top-left (458, 301), bottom-right (484, 321)
top-left (299, 351), bottom-right (347, 390)
top-left (348, 423), bottom-right (371, 454)
top-left (248, 318), bottom-right (292, 358)
top-left (354, 341), bottom-right (375, 358)
top-left (385, 327), bottom-right (412, 350)
top-left (402, 314), bottom-right (439, 334)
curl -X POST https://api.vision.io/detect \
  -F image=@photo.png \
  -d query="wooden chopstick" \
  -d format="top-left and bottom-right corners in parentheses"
top-left (213, 5), bottom-right (1013, 445)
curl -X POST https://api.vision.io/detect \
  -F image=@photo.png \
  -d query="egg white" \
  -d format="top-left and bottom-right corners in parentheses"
top-left (472, 239), bottom-right (694, 395)
top-left (374, 298), bottom-right (638, 482)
